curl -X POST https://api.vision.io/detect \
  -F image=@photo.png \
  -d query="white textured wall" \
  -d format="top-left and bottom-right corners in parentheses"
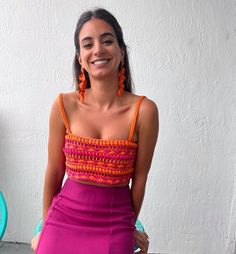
top-left (0, 1), bottom-right (236, 254)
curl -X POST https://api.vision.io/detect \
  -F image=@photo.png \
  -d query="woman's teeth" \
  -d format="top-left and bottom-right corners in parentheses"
top-left (93, 59), bottom-right (109, 65)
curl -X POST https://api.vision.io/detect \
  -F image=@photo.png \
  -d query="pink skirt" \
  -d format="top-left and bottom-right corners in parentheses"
top-left (35, 178), bottom-right (136, 254)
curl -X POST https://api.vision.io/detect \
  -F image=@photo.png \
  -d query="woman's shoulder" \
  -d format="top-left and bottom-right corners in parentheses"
top-left (125, 92), bottom-right (158, 129)
top-left (51, 91), bottom-right (77, 105)
top-left (125, 92), bottom-right (158, 111)
top-left (141, 96), bottom-right (158, 114)
top-left (59, 91), bottom-right (78, 101)
top-left (47, 92), bottom-right (79, 123)
top-left (56, 91), bottom-right (79, 110)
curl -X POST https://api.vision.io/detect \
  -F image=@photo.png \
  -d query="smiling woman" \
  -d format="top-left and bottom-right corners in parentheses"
top-left (31, 8), bottom-right (158, 254)
top-left (77, 19), bottom-right (124, 84)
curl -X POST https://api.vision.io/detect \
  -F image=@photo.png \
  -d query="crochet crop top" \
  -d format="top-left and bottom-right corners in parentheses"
top-left (58, 93), bottom-right (146, 186)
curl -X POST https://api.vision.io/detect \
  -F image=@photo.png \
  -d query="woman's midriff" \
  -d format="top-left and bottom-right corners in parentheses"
top-left (70, 178), bottom-right (129, 188)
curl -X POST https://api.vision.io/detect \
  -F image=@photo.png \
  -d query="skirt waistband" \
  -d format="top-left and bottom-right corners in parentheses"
top-left (59, 178), bottom-right (133, 209)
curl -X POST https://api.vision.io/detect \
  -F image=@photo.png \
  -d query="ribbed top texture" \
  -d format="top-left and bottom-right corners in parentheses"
top-left (63, 134), bottom-right (138, 185)
top-left (58, 93), bottom-right (146, 186)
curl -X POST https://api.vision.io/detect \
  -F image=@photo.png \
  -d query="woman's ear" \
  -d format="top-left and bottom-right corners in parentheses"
top-left (77, 53), bottom-right (82, 65)
top-left (120, 49), bottom-right (125, 61)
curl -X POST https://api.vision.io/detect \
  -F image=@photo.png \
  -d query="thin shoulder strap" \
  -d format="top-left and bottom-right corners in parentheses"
top-left (128, 96), bottom-right (146, 142)
top-left (58, 93), bottom-right (72, 134)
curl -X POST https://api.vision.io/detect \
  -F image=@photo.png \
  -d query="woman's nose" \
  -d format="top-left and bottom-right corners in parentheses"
top-left (93, 41), bottom-right (105, 55)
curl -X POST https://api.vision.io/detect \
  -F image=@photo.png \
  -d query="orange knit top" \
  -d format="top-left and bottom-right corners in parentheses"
top-left (58, 93), bottom-right (146, 186)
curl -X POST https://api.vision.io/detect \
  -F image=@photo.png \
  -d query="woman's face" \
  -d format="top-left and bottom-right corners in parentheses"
top-left (78, 18), bottom-right (124, 81)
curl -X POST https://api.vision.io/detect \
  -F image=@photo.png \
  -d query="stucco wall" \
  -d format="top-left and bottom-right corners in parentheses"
top-left (0, 1), bottom-right (236, 253)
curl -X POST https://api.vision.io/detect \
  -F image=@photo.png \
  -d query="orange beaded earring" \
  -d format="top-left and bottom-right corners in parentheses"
top-left (117, 64), bottom-right (125, 96)
top-left (78, 67), bottom-right (87, 102)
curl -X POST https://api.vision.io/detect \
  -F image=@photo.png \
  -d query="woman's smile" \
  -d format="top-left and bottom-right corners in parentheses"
top-left (78, 19), bottom-right (124, 79)
top-left (91, 58), bottom-right (111, 65)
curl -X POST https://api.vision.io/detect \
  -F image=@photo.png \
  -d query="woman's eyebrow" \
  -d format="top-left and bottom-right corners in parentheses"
top-left (81, 36), bottom-right (92, 43)
top-left (81, 32), bottom-right (114, 43)
top-left (100, 32), bottom-right (114, 38)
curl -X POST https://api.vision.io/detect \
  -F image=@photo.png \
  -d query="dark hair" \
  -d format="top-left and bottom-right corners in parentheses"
top-left (73, 8), bottom-right (133, 93)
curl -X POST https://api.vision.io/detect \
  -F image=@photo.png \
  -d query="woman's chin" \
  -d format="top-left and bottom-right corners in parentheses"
top-left (89, 71), bottom-right (114, 81)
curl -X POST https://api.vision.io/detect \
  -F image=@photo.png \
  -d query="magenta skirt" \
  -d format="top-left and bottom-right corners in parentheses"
top-left (35, 178), bottom-right (136, 254)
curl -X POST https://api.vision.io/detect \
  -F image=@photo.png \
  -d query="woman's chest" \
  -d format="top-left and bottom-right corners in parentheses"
top-left (69, 106), bottom-right (137, 141)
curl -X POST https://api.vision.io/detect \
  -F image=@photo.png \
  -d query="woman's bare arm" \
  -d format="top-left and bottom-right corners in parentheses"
top-left (131, 98), bottom-right (159, 221)
top-left (42, 96), bottom-right (66, 223)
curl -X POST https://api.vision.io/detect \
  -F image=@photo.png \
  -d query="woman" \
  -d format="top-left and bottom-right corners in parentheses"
top-left (31, 8), bottom-right (159, 254)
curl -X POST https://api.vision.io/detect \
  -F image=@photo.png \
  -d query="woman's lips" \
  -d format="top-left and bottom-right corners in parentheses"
top-left (92, 59), bottom-right (110, 65)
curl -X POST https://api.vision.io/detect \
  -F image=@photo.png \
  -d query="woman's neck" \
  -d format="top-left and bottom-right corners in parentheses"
top-left (86, 76), bottom-right (121, 110)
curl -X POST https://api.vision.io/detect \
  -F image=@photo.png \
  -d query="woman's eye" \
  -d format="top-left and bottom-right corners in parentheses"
top-left (83, 43), bottom-right (93, 49)
top-left (103, 40), bottom-right (113, 45)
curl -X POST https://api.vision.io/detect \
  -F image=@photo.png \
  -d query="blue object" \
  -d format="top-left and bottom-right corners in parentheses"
top-left (134, 219), bottom-right (145, 252)
top-left (35, 218), bottom-right (145, 252)
top-left (0, 191), bottom-right (8, 240)
top-left (35, 219), bottom-right (43, 236)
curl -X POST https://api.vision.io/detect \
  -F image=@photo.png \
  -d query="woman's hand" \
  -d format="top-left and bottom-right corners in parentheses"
top-left (134, 229), bottom-right (149, 253)
top-left (31, 232), bottom-right (41, 252)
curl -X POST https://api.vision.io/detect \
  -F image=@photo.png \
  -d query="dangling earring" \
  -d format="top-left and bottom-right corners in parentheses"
top-left (117, 64), bottom-right (125, 96)
top-left (78, 67), bottom-right (87, 102)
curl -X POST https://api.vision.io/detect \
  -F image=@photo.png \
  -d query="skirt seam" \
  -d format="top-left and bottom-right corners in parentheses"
top-left (108, 188), bottom-right (114, 254)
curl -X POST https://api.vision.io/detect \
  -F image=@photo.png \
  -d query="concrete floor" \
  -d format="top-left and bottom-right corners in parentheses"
top-left (0, 242), bottom-right (33, 254)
